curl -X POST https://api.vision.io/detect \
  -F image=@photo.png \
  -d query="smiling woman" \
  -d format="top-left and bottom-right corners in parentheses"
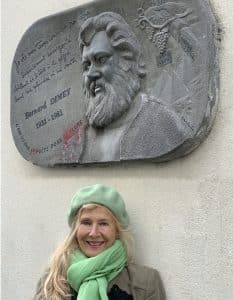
top-left (33, 184), bottom-right (166, 300)
top-left (76, 205), bottom-right (118, 257)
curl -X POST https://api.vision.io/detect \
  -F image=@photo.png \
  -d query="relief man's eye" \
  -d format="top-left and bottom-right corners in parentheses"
top-left (83, 61), bottom-right (90, 71)
top-left (96, 56), bottom-right (109, 65)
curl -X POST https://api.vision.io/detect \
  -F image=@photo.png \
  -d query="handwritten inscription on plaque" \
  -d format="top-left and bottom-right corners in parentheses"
top-left (13, 21), bottom-right (77, 103)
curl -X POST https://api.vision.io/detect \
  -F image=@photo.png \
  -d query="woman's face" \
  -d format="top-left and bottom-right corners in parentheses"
top-left (76, 205), bottom-right (117, 257)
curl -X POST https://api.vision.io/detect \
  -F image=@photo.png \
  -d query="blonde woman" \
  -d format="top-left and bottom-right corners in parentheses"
top-left (33, 184), bottom-right (165, 300)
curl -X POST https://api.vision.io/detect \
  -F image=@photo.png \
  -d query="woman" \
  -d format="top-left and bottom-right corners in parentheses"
top-left (33, 184), bottom-right (166, 300)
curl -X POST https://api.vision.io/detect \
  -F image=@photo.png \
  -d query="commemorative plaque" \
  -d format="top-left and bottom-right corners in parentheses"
top-left (11, 0), bottom-right (220, 166)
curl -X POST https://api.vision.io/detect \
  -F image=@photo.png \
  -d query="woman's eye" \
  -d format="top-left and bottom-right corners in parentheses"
top-left (81, 220), bottom-right (91, 225)
top-left (100, 222), bottom-right (108, 226)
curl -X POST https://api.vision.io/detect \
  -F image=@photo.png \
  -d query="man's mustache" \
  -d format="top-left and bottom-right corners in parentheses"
top-left (85, 80), bottom-right (105, 98)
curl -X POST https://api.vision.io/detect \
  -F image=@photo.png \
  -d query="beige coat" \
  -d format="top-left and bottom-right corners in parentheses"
top-left (33, 263), bottom-right (166, 300)
top-left (108, 263), bottom-right (166, 300)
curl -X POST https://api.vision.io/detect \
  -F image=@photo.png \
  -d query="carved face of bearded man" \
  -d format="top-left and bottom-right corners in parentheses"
top-left (82, 31), bottom-right (139, 128)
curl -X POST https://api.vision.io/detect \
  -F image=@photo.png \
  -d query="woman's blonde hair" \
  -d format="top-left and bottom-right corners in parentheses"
top-left (42, 204), bottom-right (133, 299)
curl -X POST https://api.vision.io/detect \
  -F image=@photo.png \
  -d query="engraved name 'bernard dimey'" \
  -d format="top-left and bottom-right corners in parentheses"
top-left (68, 11), bottom-right (193, 163)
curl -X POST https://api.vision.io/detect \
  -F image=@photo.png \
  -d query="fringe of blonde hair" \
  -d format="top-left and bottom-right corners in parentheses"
top-left (41, 204), bottom-right (133, 299)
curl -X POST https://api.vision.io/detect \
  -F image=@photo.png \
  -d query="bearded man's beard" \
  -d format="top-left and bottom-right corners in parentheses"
top-left (84, 69), bottom-right (140, 128)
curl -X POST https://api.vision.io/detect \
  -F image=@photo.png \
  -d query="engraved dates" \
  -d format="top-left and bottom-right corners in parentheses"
top-left (35, 109), bottom-right (63, 129)
top-left (36, 118), bottom-right (47, 129)
top-left (51, 109), bottom-right (63, 120)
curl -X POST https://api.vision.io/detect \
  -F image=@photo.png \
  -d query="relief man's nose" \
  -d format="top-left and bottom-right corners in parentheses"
top-left (87, 64), bottom-right (101, 81)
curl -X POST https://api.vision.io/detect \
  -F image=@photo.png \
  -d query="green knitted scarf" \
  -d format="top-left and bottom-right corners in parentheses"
top-left (67, 240), bottom-right (127, 300)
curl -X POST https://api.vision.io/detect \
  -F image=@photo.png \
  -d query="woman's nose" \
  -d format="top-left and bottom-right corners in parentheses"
top-left (89, 224), bottom-right (100, 236)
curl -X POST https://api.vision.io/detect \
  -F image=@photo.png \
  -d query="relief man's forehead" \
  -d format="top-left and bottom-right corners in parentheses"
top-left (82, 31), bottom-right (114, 59)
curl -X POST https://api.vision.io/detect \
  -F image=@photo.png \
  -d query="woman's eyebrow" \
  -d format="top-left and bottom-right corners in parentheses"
top-left (80, 217), bottom-right (91, 221)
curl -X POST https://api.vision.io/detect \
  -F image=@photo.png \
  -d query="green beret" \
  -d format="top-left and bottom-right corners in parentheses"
top-left (68, 184), bottom-right (129, 227)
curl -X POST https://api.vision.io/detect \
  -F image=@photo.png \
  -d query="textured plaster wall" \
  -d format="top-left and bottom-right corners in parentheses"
top-left (1, 1), bottom-right (233, 299)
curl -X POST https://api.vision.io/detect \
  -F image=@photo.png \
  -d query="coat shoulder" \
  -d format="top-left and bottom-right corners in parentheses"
top-left (127, 263), bottom-right (160, 290)
top-left (127, 263), bottom-right (166, 300)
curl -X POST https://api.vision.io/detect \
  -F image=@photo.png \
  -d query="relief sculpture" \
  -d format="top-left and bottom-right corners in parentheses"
top-left (11, 0), bottom-right (220, 166)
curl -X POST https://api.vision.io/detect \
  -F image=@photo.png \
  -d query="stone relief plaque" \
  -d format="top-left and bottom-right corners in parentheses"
top-left (11, 0), bottom-right (220, 167)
